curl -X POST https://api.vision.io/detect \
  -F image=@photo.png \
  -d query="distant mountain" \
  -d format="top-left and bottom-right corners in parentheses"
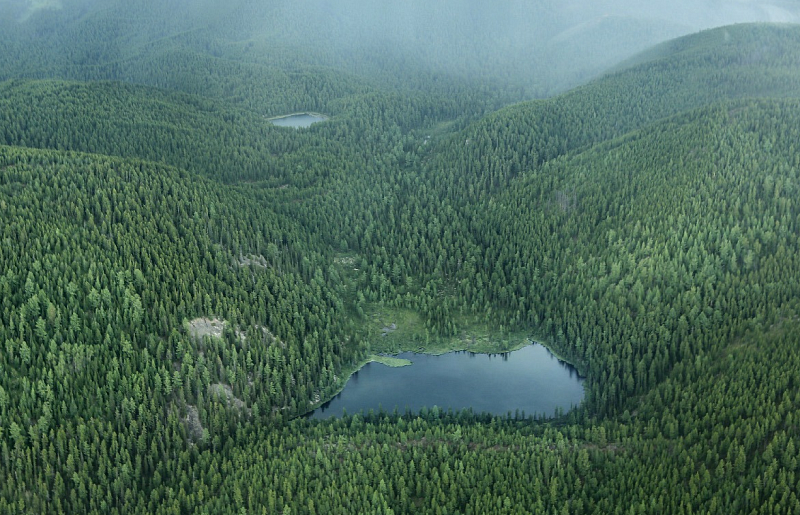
top-left (427, 23), bottom-right (800, 200)
top-left (543, 14), bottom-right (690, 90)
top-left (4, 0), bottom-right (792, 101)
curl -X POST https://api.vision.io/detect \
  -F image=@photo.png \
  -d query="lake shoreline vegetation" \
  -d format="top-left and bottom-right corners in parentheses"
top-left (2, 2), bottom-right (800, 511)
top-left (266, 112), bottom-right (329, 121)
top-left (309, 340), bottom-right (583, 420)
top-left (310, 343), bottom-right (585, 420)
top-left (367, 354), bottom-right (413, 368)
top-left (301, 331), bottom-right (543, 419)
top-left (267, 112), bottom-right (329, 128)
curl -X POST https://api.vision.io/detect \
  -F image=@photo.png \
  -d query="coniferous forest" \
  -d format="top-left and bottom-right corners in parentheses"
top-left (2, 1), bottom-right (800, 513)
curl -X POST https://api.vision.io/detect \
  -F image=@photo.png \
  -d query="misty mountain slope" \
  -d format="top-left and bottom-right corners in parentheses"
top-left (0, 24), bottom-right (378, 117)
top-left (216, 0), bottom-right (689, 97)
top-left (4, 0), bottom-right (788, 106)
top-left (92, 46), bottom-right (387, 116)
top-left (215, 0), bottom-right (800, 96)
top-left (426, 23), bottom-right (800, 201)
top-left (540, 13), bottom-right (690, 90)
top-left (612, 20), bottom-right (800, 71)
top-left (0, 2), bottom-right (427, 115)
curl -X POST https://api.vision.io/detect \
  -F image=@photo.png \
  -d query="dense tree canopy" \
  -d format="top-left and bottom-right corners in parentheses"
top-left (1, 9), bottom-right (800, 513)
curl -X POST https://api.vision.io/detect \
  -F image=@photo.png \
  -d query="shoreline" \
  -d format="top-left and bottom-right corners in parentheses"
top-left (300, 337), bottom-right (585, 419)
top-left (266, 111), bottom-right (328, 122)
top-left (526, 337), bottom-right (587, 378)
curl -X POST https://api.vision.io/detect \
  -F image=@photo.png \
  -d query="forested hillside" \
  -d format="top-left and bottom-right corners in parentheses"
top-left (2, 3), bottom-right (800, 512)
top-left (4, 97), bottom-right (800, 514)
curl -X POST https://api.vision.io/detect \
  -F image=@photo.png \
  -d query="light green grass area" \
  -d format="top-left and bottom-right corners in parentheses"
top-left (362, 305), bottom-right (531, 355)
top-left (367, 354), bottom-right (413, 367)
top-left (330, 252), bottom-right (554, 358)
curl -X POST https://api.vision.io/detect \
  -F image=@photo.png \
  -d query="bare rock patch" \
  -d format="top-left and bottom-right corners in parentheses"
top-left (183, 404), bottom-right (205, 441)
top-left (187, 317), bottom-right (227, 340)
top-left (209, 383), bottom-right (249, 414)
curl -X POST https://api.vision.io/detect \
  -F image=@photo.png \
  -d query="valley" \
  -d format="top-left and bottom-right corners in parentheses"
top-left (1, 2), bottom-right (800, 512)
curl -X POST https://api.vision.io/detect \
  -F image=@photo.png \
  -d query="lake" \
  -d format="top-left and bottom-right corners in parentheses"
top-left (309, 343), bottom-right (585, 419)
top-left (269, 113), bottom-right (327, 128)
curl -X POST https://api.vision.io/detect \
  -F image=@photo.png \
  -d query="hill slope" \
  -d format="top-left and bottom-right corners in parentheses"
top-left (6, 96), bottom-right (800, 513)
top-left (428, 23), bottom-right (800, 200)
top-left (0, 145), bottom-right (361, 487)
top-left (317, 23), bottom-right (800, 353)
top-left (3, 18), bottom-right (800, 514)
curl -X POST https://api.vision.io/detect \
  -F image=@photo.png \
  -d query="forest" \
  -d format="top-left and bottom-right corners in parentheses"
top-left (2, 1), bottom-right (800, 513)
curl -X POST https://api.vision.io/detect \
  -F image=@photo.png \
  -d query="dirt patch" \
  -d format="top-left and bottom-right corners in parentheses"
top-left (254, 324), bottom-right (279, 344)
top-left (553, 188), bottom-right (577, 213)
top-left (334, 255), bottom-right (356, 265)
top-left (334, 255), bottom-right (359, 271)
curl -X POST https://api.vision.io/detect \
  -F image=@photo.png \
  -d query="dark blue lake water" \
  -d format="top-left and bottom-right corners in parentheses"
top-left (270, 113), bottom-right (327, 128)
top-left (309, 343), bottom-right (585, 419)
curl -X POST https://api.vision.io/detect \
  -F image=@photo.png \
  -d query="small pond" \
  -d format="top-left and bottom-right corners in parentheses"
top-left (269, 113), bottom-right (328, 128)
top-left (309, 343), bottom-right (585, 419)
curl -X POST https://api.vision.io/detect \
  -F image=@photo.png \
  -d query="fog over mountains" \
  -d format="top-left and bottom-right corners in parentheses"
top-left (2, 0), bottom-right (800, 96)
